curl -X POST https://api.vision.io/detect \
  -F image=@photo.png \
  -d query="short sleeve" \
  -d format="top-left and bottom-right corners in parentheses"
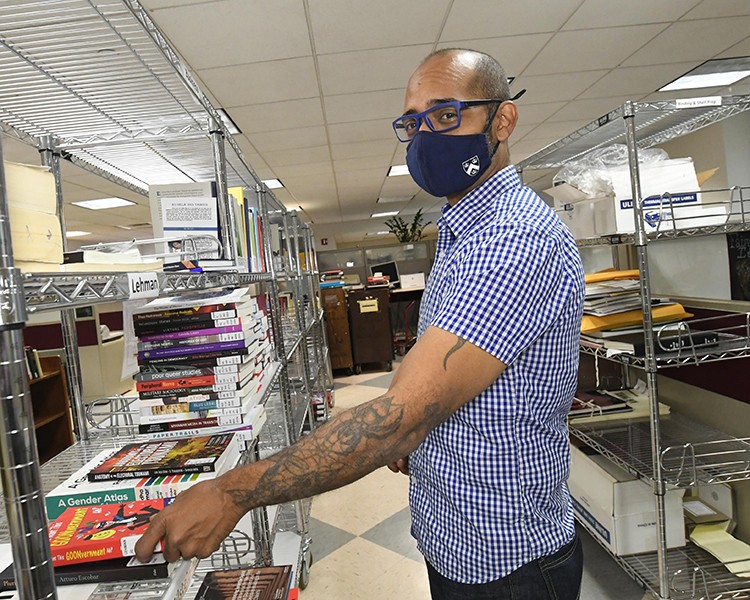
top-left (430, 226), bottom-right (570, 365)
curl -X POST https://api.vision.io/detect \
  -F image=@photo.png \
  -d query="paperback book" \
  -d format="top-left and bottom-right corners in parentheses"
top-left (137, 338), bottom-right (257, 361)
top-left (138, 323), bottom-right (244, 343)
top-left (145, 403), bottom-right (267, 443)
top-left (87, 434), bottom-right (236, 482)
top-left (137, 347), bottom-right (252, 367)
top-left (137, 329), bottom-right (252, 352)
top-left (134, 313), bottom-right (251, 338)
top-left (45, 447), bottom-right (238, 519)
top-left (48, 499), bottom-right (174, 566)
top-left (195, 564), bottom-right (292, 600)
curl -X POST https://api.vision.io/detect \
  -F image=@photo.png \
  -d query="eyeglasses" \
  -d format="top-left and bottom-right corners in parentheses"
top-left (392, 99), bottom-right (506, 142)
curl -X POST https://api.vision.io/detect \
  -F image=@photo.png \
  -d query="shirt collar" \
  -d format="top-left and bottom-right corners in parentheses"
top-left (439, 165), bottom-right (521, 239)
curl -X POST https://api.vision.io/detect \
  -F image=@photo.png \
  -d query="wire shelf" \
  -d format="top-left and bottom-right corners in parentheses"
top-left (518, 96), bottom-right (750, 171)
top-left (570, 412), bottom-right (750, 487)
top-left (575, 514), bottom-right (750, 600)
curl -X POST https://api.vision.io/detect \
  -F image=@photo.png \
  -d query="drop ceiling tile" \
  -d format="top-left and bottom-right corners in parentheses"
top-left (262, 145), bottom-right (331, 167)
top-left (682, 0), bottom-right (750, 19)
top-left (248, 126), bottom-right (327, 153)
top-left (639, 86), bottom-right (724, 102)
top-left (441, 0), bottom-right (581, 39)
top-left (516, 101), bottom-right (568, 127)
top-left (198, 58), bottom-right (319, 107)
top-left (509, 123), bottom-right (538, 142)
top-left (564, 0), bottom-right (700, 29)
top-left (274, 161), bottom-right (334, 180)
top-left (335, 167), bottom-right (388, 187)
top-left (577, 62), bottom-right (699, 99)
top-left (509, 139), bottom-right (549, 161)
top-left (524, 25), bottom-right (667, 76)
top-left (515, 71), bottom-right (609, 104)
top-left (148, 0), bottom-right (311, 70)
top-left (319, 45), bottom-right (432, 96)
top-left (323, 89), bottom-right (407, 124)
top-left (228, 99), bottom-right (325, 134)
top-left (309, 0), bottom-right (451, 54)
top-left (380, 176), bottom-right (420, 197)
top-left (327, 119), bottom-right (395, 144)
top-left (436, 33), bottom-right (553, 77)
top-left (522, 120), bottom-right (592, 141)
top-left (622, 17), bottom-right (750, 66)
top-left (330, 140), bottom-right (398, 161)
top-left (547, 96), bottom-right (631, 122)
top-left (334, 155), bottom-right (391, 174)
top-left (716, 35), bottom-right (750, 59)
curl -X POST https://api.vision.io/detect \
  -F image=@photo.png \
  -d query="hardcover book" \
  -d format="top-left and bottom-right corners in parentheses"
top-left (195, 564), bottom-right (292, 600)
top-left (87, 434), bottom-right (236, 482)
top-left (48, 499), bottom-right (174, 566)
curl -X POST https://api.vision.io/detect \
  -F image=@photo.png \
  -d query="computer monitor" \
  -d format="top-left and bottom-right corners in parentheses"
top-left (370, 261), bottom-right (400, 288)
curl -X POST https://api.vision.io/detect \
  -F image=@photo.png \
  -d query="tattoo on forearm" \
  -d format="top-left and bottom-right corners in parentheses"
top-left (443, 337), bottom-right (466, 371)
top-left (226, 395), bottom-right (408, 511)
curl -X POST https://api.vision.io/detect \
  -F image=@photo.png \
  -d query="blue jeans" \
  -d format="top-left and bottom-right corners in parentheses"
top-left (426, 534), bottom-right (583, 600)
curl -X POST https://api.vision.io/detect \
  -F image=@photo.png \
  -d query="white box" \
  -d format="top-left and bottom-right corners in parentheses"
top-left (400, 272), bottom-right (425, 290)
top-left (592, 158), bottom-right (702, 235)
top-left (568, 444), bottom-right (685, 556)
top-left (555, 201), bottom-right (598, 240)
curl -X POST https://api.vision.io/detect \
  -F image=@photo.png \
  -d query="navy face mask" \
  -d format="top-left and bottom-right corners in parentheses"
top-left (406, 130), bottom-right (494, 198)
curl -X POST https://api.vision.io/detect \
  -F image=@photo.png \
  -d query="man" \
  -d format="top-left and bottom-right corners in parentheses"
top-left (136, 48), bottom-right (585, 600)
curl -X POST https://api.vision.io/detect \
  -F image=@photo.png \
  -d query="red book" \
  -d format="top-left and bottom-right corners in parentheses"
top-left (136, 375), bottom-right (218, 392)
top-left (48, 499), bottom-right (173, 566)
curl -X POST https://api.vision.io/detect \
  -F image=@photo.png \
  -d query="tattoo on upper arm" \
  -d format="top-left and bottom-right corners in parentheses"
top-left (443, 337), bottom-right (466, 371)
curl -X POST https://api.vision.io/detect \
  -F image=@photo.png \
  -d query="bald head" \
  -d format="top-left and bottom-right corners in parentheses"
top-left (419, 48), bottom-right (511, 102)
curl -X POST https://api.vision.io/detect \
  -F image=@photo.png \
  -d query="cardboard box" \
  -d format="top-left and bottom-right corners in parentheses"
top-left (594, 199), bottom-right (728, 236)
top-left (555, 201), bottom-right (598, 240)
top-left (568, 443), bottom-right (685, 555)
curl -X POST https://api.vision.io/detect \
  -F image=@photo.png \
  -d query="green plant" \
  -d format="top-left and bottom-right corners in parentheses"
top-left (384, 208), bottom-right (432, 243)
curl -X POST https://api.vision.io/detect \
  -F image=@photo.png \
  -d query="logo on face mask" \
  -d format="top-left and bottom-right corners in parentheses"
top-left (462, 155), bottom-right (480, 176)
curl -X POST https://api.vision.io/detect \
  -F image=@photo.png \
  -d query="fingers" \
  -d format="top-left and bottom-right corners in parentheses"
top-left (386, 457), bottom-right (410, 475)
top-left (135, 515), bottom-right (167, 563)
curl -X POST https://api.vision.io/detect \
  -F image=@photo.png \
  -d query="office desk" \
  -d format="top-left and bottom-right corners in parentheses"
top-left (389, 286), bottom-right (424, 355)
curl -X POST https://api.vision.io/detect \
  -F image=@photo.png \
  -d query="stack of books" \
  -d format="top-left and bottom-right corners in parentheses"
top-left (1, 434), bottom-right (240, 589)
top-left (195, 564), bottom-right (293, 600)
top-left (133, 288), bottom-right (273, 443)
top-left (320, 269), bottom-right (344, 289)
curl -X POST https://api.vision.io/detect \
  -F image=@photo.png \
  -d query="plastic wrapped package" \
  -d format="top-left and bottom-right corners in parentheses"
top-left (553, 144), bottom-right (670, 197)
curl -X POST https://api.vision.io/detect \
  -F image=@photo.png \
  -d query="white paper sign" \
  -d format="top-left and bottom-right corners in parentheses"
top-left (127, 272), bottom-right (160, 299)
top-left (675, 96), bottom-right (722, 109)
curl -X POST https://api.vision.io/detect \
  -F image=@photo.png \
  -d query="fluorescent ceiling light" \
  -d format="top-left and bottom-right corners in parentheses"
top-left (660, 57), bottom-right (750, 92)
top-left (72, 197), bottom-right (135, 210)
top-left (388, 165), bottom-right (410, 177)
top-left (371, 211), bottom-right (399, 218)
top-left (217, 108), bottom-right (242, 135)
top-left (263, 178), bottom-right (284, 189)
top-left (377, 195), bottom-right (413, 204)
top-left (65, 230), bottom-right (91, 238)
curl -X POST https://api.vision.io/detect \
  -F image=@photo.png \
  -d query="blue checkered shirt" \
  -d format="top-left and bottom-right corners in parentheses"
top-left (410, 165), bottom-right (585, 583)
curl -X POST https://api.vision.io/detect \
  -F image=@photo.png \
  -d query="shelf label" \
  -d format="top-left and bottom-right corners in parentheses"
top-left (127, 273), bottom-right (160, 299)
top-left (357, 299), bottom-right (379, 313)
top-left (675, 96), bottom-right (722, 109)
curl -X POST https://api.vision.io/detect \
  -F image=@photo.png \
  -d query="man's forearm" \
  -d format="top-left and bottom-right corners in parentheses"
top-left (218, 392), bottom-right (445, 512)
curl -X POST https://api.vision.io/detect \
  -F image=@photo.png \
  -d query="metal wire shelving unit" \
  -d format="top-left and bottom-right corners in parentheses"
top-left (0, 1), bottom-right (331, 598)
top-left (520, 96), bottom-right (750, 600)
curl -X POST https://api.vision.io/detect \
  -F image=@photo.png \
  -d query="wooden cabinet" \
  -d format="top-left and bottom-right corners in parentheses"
top-left (348, 288), bottom-right (393, 372)
top-left (29, 355), bottom-right (74, 463)
top-left (321, 288), bottom-right (354, 373)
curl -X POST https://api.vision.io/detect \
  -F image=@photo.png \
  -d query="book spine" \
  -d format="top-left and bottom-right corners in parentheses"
top-left (136, 375), bottom-right (220, 392)
top-left (134, 303), bottom-right (240, 323)
top-left (138, 415), bottom-right (242, 435)
top-left (137, 330), bottom-right (248, 351)
top-left (136, 369), bottom-right (246, 385)
top-left (135, 315), bottom-right (246, 337)
top-left (138, 339), bottom-right (250, 360)
top-left (137, 348), bottom-right (249, 367)
top-left (135, 473), bottom-right (202, 501)
top-left (141, 398), bottom-right (242, 414)
top-left (88, 463), bottom-right (216, 482)
top-left (144, 422), bottom-right (257, 442)
top-left (138, 323), bottom-right (244, 343)
top-left (0, 561), bottom-right (170, 590)
top-left (139, 406), bottom-right (243, 422)
top-left (138, 381), bottom-right (245, 399)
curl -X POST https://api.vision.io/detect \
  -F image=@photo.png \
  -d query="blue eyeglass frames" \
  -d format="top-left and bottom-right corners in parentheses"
top-left (392, 90), bottom-right (526, 142)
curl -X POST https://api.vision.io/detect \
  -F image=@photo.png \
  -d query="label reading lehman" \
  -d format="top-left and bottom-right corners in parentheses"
top-left (127, 272), bottom-right (160, 299)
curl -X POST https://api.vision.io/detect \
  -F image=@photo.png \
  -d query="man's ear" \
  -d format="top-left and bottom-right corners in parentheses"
top-left (493, 101), bottom-right (518, 143)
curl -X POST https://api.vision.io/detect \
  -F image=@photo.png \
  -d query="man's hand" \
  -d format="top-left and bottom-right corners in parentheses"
top-left (134, 477), bottom-right (246, 563)
top-left (387, 457), bottom-right (409, 475)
